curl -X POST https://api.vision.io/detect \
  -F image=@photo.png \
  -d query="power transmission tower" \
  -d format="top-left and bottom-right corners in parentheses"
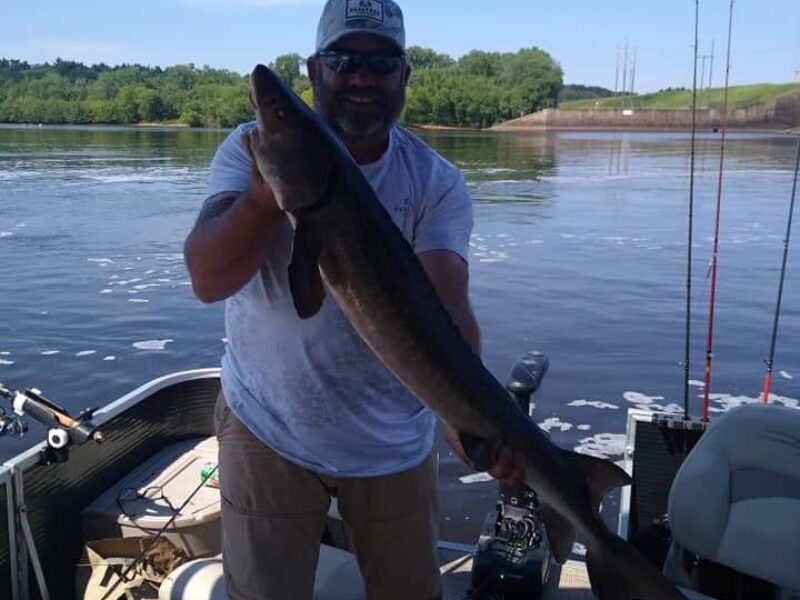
top-left (622, 40), bottom-right (629, 94)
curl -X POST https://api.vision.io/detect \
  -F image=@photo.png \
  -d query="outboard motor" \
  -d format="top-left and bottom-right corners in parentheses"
top-left (469, 352), bottom-right (552, 599)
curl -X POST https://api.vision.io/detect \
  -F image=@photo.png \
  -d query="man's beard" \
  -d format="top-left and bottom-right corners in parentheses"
top-left (313, 80), bottom-right (405, 144)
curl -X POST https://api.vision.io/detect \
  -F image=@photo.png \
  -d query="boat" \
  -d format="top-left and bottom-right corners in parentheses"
top-left (1, 361), bottom-right (798, 600)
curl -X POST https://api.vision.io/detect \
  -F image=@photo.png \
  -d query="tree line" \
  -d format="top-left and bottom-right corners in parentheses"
top-left (0, 51), bottom-right (616, 129)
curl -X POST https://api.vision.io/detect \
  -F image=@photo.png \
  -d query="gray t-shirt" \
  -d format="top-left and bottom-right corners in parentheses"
top-left (205, 122), bottom-right (473, 476)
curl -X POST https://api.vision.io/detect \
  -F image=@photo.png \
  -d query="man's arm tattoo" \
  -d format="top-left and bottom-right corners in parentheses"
top-left (195, 191), bottom-right (240, 225)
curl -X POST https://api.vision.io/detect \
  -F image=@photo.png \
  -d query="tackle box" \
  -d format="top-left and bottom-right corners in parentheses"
top-left (82, 436), bottom-right (221, 558)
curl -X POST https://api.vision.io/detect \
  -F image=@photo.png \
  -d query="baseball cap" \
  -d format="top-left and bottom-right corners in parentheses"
top-left (316, 0), bottom-right (406, 53)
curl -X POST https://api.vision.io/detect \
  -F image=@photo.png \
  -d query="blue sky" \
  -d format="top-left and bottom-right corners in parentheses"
top-left (2, 0), bottom-right (798, 93)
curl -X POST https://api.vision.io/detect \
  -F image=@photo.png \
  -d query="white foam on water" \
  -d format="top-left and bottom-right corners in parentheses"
top-left (133, 339), bottom-right (173, 351)
top-left (41, 350), bottom-right (60, 356)
top-left (221, 338), bottom-right (228, 343)
top-left (87, 258), bottom-right (113, 265)
top-left (574, 433), bottom-right (627, 459)
top-left (623, 391), bottom-right (683, 415)
top-left (459, 472), bottom-right (495, 485)
top-left (688, 380), bottom-right (705, 388)
top-left (157, 278), bottom-right (171, 283)
top-left (155, 254), bottom-right (183, 263)
top-left (709, 392), bottom-right (799, 411)
top-left (0, 232), bottom-right (13, 238)
top-left (111, 278), bottom-right (142, 287)
top-left (0, 359), bottom-right (14, 365)
top-left (601, 236), bottom-right (628, 243)
top-left (0, 351), bottom-right (10, 356)
top-left (129, 298), bottom-right (149, 303)
top-left (76, 350), bottom-right (96, 357)
top-left (134, 284), bottom-right (160, 290)
top-left (481, 168), bottom-right (516, 175)
top-left (539, 417), bottom-right (573, 432)
top-left (103, 356), bottom-right (116, 361)
top-left (779, 371), bottom-right (794, 380)
top-left (567, 399), bottom-right (619, 410)
top-left (577, 424), bottom-right (592, 431)
top-left (100, 289), bottom-right (113, 294)
top-left (146, 270), bottom-right (156, 275)
top-left (560, 233), bottom-right (576, 239)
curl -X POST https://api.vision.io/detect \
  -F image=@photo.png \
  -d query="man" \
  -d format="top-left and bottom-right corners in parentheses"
top-left (184, 1), bottom-right (520, 598)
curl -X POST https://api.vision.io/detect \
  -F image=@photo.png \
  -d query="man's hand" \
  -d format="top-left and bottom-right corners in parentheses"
top-left (443, 422), bottom-right (525, 486)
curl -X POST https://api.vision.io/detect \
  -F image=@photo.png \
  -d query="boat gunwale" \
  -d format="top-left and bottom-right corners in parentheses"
top-left (1, 368), bottom-right (221, 472)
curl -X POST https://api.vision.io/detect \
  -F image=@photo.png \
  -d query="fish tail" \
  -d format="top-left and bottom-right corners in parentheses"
top-left (586, 532), bottom-right (687, 600)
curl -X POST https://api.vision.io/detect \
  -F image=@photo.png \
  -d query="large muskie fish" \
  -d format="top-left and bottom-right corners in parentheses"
top-left (246, 64), bottom-right (685, 600)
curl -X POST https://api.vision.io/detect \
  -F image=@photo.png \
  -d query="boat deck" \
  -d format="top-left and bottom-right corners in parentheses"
top-left (439, 548), bottom-right (594, 599)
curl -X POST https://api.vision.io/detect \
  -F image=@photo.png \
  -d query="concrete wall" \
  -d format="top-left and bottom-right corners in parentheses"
top-left (493, 89), bottom-right (800, 131)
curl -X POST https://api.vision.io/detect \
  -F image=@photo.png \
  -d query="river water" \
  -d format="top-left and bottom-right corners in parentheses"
top-left (0, 125), bottom-right (798, 541)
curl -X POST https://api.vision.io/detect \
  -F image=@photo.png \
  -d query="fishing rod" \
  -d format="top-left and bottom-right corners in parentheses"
top-left (683, 0), bottom-right (701, 421)
top-left (761, 137), bottom-right (800, 404)
top-left (700, 0), bottom-right (735, 423)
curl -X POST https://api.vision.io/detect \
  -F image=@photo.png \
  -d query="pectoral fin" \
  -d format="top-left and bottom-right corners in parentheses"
top-left (569, 450), bottom-right (632, 511)
top-left (288, 221), bottom-right (326, 319)
top-left (539, 501), bottom-right (577, 564)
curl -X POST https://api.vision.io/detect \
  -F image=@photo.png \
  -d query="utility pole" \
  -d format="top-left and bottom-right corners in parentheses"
top-left (708, 40), bottom-right (716, 105)
top-left (614, 46), bottom-right (620, 93)
top-left (630, 48), bottom-right (638, 95)
top-left (700, 55), bottom-right (707, 94)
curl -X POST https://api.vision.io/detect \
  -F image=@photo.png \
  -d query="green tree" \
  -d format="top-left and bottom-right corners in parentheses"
top-left (406, 46), bottom-right (454, 71)
top-left (270, 53), bottom-right (305, 89)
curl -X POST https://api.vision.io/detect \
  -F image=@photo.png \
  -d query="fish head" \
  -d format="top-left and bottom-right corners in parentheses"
top-left (249, 64), bottom-right (334, 213)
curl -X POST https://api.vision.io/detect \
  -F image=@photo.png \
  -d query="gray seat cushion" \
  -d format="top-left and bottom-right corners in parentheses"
top-left (668, 403), bottom-right (800, 591)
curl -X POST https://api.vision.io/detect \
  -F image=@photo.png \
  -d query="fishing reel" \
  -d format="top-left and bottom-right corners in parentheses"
top-left (469, 352), bottom-right (552, 599)
top-left (0, 382), bottom-right (103, 464)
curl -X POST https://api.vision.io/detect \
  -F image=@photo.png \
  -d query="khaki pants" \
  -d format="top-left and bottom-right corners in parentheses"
top-left (214, 392), bottom-right (442, 600)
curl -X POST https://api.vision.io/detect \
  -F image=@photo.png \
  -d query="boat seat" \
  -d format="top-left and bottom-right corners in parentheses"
top-left (665, 403), bottom-right (800, 594)
top-left (158, 543), bottom-right (365, 600)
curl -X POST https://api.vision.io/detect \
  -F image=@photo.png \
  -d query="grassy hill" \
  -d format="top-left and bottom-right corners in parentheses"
top-left (560, 83), bottom-right (800, 111)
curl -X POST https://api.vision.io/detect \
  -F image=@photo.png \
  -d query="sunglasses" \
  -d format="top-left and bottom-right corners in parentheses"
top-left (317, 49), bottom-right (406, 76)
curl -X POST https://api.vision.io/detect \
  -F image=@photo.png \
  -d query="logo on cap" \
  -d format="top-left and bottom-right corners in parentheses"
top-left (346, 0), bottom-right (384, 23)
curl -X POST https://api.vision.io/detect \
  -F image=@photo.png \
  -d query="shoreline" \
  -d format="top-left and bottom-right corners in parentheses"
top-left (488, 124), bottom-right (798, 134)
top-left (1, 122), bottom-right (795, 135)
